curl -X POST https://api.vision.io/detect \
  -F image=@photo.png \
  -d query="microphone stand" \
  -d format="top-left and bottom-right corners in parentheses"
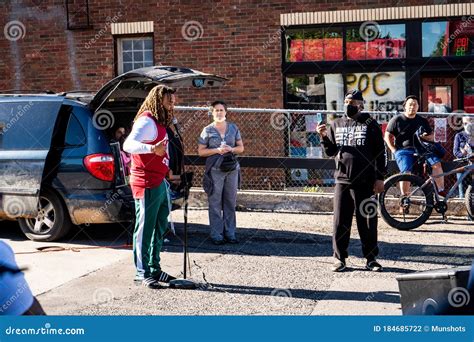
top-left (168, 118), bottom-right (197, 289)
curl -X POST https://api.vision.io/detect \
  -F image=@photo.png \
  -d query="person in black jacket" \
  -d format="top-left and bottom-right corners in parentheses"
top-left (317, 90), bottom-right (387, 272)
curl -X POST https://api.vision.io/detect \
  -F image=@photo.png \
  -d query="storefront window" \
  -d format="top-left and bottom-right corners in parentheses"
top-left (422, 20), bottom-right (474, 57)
top-left (344, 71), bottom-right (406, 111)
top-left (286, 74), bottom-right (344, 110)
top-left (464, 78), bottom-right (474, 113)
top-left (427, 85), bottom-right (452, 113)
top-left (346, 24), bottom-right (406, 60)
top-left (286, 28), bottom-right (343, 62)
top-left (286, 71), bottom-right (405, 111)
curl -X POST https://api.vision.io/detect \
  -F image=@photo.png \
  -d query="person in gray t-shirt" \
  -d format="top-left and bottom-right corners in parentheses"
top-left (198, 101), bottom-right (244, 245)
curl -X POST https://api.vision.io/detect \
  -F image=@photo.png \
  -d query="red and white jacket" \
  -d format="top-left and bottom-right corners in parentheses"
top-left (123, 111), bottom-right (169, 199)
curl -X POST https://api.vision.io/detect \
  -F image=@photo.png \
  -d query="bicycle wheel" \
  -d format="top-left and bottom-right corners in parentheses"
top-left (379, 173), bottom-right (434, 230)
top-left (464, 185), bottom-right (474, 219)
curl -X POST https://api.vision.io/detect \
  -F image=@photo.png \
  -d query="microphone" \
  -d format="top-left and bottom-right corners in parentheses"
top-left (172, 117), bottom-right (180, 129)
top-left (171, 117), bottom-right (183, 139)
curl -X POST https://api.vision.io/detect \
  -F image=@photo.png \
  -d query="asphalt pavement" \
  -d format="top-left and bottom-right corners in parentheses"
top-left (2, 209), bottom-right (474, 315)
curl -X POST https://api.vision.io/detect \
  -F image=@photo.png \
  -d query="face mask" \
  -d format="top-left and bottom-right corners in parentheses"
top-left (214, 116), bottom-right (226, 123)
top-left (344, 104), bottom-right (359, 118)
top-left (464, 123), bottom-right (474, 135)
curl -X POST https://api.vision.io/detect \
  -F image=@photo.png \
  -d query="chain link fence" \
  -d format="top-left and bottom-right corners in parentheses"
top-left (174, 106), bottom-right (474, 193)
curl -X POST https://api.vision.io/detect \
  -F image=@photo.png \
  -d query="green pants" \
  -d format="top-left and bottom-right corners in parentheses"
top-left (133, 182), bottom-right (170, 279)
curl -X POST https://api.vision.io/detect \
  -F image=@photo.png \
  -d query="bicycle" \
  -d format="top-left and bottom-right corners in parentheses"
top-left (378, 152), bottom-right (474, 230)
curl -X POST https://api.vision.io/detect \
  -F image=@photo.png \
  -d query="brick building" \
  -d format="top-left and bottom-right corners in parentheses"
top-left (1, 0), bottom-right (474, 189)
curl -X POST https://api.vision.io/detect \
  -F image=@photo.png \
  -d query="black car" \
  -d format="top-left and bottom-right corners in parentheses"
top-left (0, 66), bottom-right (225, 241)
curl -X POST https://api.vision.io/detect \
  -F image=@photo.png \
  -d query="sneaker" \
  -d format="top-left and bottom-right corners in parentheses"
top-left (331, 259), bottom-right (346, 272)
top-left (153, 271), bottom-right (176, 283)
top-left (211, 238), bottom-right (225, 245)
top-left (136, 277), bottom-right (163, 289)
top-left (366, 260), bottom-right (383, 272)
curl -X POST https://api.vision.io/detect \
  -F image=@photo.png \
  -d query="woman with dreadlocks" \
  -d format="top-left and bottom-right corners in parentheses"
top-left (123, 85), bottom-right (177, 289)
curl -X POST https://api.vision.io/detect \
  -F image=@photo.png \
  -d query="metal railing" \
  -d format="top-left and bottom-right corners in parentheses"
top-left (174, 106), bottom-right (474, 193)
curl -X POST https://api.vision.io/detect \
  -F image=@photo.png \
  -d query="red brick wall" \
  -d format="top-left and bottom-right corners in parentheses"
top-left (1, 0), bottom-right (470, 108)
top-left (1, 0), bottom-right (470, 189)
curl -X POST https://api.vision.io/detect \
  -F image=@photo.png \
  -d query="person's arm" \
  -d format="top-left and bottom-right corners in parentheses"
top-left (373, 123), bottom-right (388, 182)
top-left (317, 122), bottom-right (338, 157)
top-left (384, 117), bottom-right (398, 153)
top-left (453, 134), bottom-right (465, 158)
top-left (123, 117), bottom-right (166, 155)
top-left (167, 170), bottom-right (181, 185)
top-left (232, 139), bottom-right (244, 154)
top-left (384, 131), bottom-right (396, 154)
top-left (198, 144), bottom-right (222, 157)
top-left (421, 133), bottom-right (435, 142)
top-left (231, 125), bottom-right (244, 154)
top-left (420, 117), bottom-right (434, 142)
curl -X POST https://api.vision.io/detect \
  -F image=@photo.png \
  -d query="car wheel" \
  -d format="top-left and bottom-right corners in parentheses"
top-left (18, 187), bottom-right (72, 241)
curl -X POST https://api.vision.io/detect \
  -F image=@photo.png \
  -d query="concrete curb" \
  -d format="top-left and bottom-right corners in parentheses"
top-left (188, 189), bottom-right (469, 216)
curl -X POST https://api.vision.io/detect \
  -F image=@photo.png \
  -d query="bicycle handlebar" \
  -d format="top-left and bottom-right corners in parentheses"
top-left (453, 154), bottom-right (474, 163)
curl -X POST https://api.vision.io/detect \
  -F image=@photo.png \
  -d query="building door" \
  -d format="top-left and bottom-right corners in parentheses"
top-left (421, 76), bottom-right (459, 113)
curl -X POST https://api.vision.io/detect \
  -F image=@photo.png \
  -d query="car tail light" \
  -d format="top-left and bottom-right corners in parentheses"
top-left (83, 154), bottom-right (115, 182)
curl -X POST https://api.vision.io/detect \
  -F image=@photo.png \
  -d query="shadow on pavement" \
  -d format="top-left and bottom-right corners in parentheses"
top-left (0, 220), bottom-right (132, 250)
top-left (204, 283), bottom-right (400, 303)
top-left (164, 223), bottom-right (474, 270)
top-left (2, 220), bottom-right (472, 270)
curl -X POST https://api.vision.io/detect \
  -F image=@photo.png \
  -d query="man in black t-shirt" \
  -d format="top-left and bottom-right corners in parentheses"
top-left (384, 95), bottom-right (445, 200)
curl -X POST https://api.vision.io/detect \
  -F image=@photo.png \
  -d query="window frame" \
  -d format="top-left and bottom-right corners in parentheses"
top-left (114, 35), bottom-right (155, 76)
top-left (421, 18), bottom-right (474, 58)
top-left (283, 20), bottom-right (407, 65)
top-left (64, 112), bottom-right (87, 148)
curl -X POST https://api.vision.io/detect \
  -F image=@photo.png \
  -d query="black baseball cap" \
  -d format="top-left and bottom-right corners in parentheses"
top-left (345, 89), bottom-right (364, 102)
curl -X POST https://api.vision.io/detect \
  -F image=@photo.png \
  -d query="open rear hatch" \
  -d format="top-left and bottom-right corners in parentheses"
top-left (91, 65), bottom-right (227, 189)
top-left (89, 65), bottom-right (227, 112)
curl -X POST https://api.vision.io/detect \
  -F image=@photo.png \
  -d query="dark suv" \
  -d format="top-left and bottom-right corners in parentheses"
top-left (0, 66), bottom-right (225, 241)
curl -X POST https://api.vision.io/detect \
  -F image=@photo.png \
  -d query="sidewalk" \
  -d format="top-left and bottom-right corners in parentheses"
top-left (36, 210), bottom-right (474, 315)
top-left (188, 189), bottom-right (471, 217)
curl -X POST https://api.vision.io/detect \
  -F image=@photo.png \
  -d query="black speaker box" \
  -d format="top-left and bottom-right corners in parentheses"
top-left (397, 266), bottom-right (473, 315)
